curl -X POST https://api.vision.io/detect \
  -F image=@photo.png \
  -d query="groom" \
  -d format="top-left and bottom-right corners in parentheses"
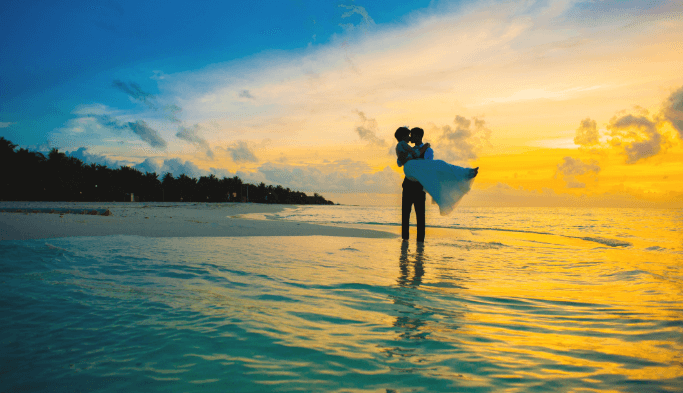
top-left (402, 127), bottom-right (433, 243)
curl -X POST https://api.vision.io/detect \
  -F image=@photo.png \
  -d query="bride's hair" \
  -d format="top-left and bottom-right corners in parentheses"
top-left (394, 127), bottom-right (410, 142)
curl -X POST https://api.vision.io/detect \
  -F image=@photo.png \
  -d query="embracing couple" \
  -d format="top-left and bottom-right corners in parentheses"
top-left (395, 126), bottom-right (479, 243)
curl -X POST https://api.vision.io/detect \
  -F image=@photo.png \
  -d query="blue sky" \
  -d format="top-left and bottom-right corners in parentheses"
top-left (1, 0), bottom-right (434, 146)
top-left (1, 0), bottom-right (682, 206)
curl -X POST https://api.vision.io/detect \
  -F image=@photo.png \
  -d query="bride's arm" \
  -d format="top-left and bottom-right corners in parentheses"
top-left (397, 151), bottom-right (412, 166)
top-left (398, 143), bottom-right (430, 166)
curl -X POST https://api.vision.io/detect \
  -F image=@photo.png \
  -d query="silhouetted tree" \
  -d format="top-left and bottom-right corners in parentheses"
top-left (0, 137), bottom-right (335, 205)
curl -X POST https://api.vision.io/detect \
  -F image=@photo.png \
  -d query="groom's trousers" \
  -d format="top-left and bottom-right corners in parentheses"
top-left (402, 178), bottom-right (426, 242)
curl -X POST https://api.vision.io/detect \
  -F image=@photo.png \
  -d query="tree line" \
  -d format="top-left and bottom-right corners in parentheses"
top-left (0, 137), bottom-right (334, 205)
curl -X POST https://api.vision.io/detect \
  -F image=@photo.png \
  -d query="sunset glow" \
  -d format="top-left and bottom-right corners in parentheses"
top-left (2, 0), bottom-right (682, 206)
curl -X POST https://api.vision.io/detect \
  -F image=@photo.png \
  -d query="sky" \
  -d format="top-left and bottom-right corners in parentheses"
top-left (2, 0), bottom-right (682, 207)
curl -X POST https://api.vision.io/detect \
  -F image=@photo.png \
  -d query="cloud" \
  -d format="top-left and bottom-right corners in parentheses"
top-left (133, 157), bottom-right (239, 180)
top-left (570, 87), bottom-right (683, 162)
top-left (354, 110), bottom-right (386, 146)
top-left (432, 116), bottom-right (491, 163)
top-left (134, 157), bottom-right (162, 174)
top-left (574, 118), bottom-right (600, 147)
top-left (0, 122), bottom-right (15, 128)
top-left (128, 120), bottom-right (168, 149)
top-left (164, 0), bottom-right (682, 159)
top-left (112, 79), bottom-right (156, 108)
top-left (113, 79), bottom-right (182, 122)
top-left (134, 157), bottom-right (208, 179)
top-left (163, 104), bottom-right (182, 123)
top-left (175, 124), bottom-right (213, 158)
top-left (131, 156), bottom-right (399, 194)
top-left (208, 167), bottom-right (238, 180)
top-left (555, 156), bottom-right (600, 188)
top-left (258, 162), bottom-right (401, 194)
top-left (90, 114), bottom-right (129, 132)
top-left (662, 86), bottom-right (683, 139)
top-left (317, 158), bottom-right (372, 174)
top-left (239, 90), bottom-right (255, 99)
top-left (224, 141), bottom-right (258, 163)
top-left (608, 113), bottom-right (665, 164)
top-left (84, 114), bottom-right (167, 149)
top-left (65, 147), bottom-right (128, 168)
top-left (45, 0), bottom-right (682, 197)
top-left (339, 4), bottom-right (375, 33)
top-left (162, 158), bottom-right (206, 179)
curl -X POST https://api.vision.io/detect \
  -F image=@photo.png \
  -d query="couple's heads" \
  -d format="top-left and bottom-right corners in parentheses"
top-left (394, 127), bottom-right (424, 143)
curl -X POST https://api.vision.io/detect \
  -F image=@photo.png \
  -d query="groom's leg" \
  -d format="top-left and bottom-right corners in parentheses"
top-left (416, 190), bottom-right (426, 242)
top-left (401, 190), bottom-right (412, 240)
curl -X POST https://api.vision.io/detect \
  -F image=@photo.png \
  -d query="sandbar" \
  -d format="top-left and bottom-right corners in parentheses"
top-left (0, 202), bottom-right (397, 241)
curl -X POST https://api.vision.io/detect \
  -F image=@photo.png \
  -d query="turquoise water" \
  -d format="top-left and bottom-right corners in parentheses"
top-left (1, 207), bottom-right (682, 392)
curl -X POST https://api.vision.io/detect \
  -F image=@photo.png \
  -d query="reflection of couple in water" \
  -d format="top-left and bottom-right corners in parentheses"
top-left (392, 241), bottom-right (426, 341)
top-left (395, 126), bottom-right (479, 243)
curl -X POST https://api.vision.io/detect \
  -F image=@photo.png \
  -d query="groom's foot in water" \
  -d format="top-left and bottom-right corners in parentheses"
top-left (468, 167), bottom-right (479, 179)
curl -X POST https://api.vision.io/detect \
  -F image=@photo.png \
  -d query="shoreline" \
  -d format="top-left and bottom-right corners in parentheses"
top-left (0, 201), bottom-right (397, 241)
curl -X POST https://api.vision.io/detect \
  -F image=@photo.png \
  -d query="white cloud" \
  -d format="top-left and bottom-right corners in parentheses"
top-left (65, 147), bottom-right (129, 168)
top-left (430, 115), bottom-right (491, 164)
top-left (161, 0), bottom-right (683, 153)
top-left (47, 0), bottom-right (683, 202)
top-left (128, 155), bottom-right (400, 194)
top-left (134, 158), bottom-right (162, 174)
top-left (0, 122), bottom-right (15, 128)
top-left (135, 157), bottom-right (208, 179)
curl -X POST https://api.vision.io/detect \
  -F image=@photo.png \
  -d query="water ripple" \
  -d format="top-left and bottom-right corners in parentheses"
top-left (1, 233), bottom-right (682, 392)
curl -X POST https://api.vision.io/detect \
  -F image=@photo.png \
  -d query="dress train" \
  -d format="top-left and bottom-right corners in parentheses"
top-left (403, 159), bottom-right (474, 216)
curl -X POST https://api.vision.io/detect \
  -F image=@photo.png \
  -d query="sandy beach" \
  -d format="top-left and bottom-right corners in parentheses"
top-left (0, 202), bottom-right (396, 241)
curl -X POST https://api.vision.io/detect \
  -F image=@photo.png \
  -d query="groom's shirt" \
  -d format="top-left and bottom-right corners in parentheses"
top-left (416, 143), bottom-right (434, 160)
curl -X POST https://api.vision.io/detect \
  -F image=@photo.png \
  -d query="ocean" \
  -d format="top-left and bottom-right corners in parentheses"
top-left (1, 206), bottom-right (681, 392)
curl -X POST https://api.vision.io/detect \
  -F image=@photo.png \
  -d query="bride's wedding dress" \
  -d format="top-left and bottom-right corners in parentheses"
top-left (403, 159), bottom-right (475, 216)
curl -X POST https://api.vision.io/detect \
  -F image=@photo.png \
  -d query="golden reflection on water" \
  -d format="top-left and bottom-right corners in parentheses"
top-left (144, 230), bottom-right (683, 388)
top-left (5, 211), bottom-right (682, 392)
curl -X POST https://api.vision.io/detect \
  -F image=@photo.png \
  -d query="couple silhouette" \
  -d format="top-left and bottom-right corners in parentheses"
top-left (394, 126), bottom-right (478, 243)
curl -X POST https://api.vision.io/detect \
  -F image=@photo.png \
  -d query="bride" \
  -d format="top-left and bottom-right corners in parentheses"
top-left (395, 127), bottom-right (478, 216)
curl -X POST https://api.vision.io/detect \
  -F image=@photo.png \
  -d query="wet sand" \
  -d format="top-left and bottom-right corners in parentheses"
top-left (0, 202), bottom-right (396, 241)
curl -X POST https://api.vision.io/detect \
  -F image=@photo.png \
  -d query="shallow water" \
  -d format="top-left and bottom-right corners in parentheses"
top-left (1, 207), bottom-right (682, 392)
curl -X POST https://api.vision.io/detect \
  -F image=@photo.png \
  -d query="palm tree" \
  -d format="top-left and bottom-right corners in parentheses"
top-left (0, 137), bottom-right (337, 204)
